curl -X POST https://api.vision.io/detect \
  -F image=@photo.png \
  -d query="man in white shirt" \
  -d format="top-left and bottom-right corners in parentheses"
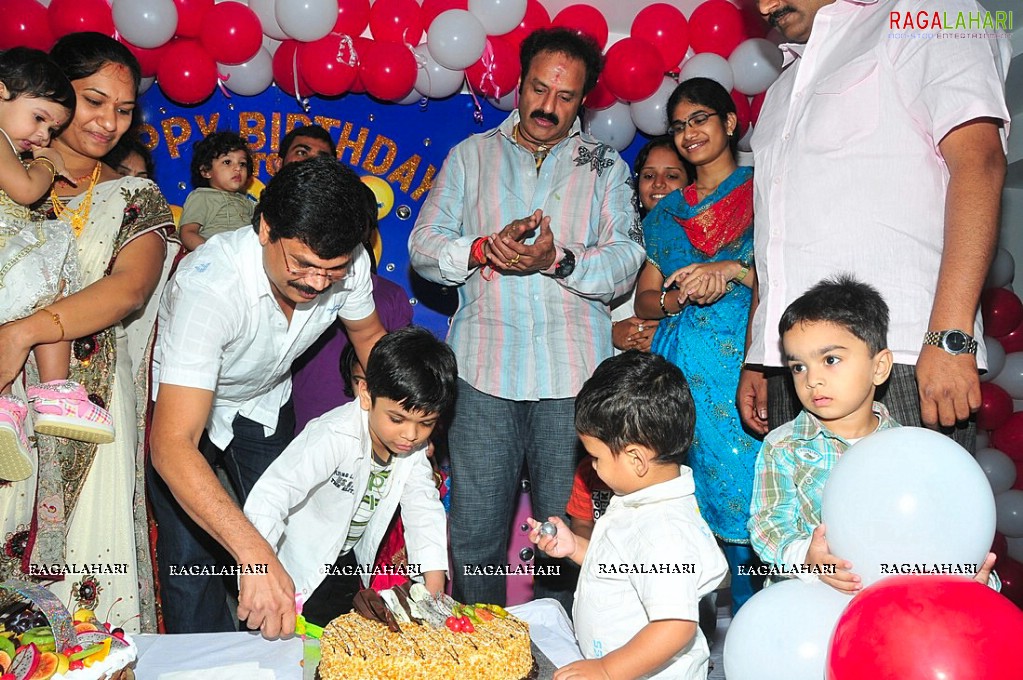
top-left (150, 156), bottom-right (387, 636)
top-left (739, 0), bottom-right (1010, 450)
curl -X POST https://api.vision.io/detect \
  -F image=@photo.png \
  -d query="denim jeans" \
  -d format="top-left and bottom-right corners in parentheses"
top-left (448, 380), bottom-right (580, 611)
top-left (149, 401), bottom-right (295, 633)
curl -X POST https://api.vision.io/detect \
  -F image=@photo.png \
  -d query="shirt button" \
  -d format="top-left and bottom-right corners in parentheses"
top-left (773, 177), bottom-right (781, 184)
top-left (783, 133), bottom-right (790, 141)
top-left (533, 295), bottom-right (539, 301)
top-left (795, 91), bottom-right (803, 98)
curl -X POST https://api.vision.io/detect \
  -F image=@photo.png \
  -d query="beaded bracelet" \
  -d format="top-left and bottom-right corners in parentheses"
top-left (660, 289), bottom-right (682, 318)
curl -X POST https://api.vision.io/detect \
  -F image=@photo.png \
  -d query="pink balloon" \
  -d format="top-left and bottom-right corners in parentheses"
top-left (500, 0), bottom-right (549, 53)
top-left (172, 0), bottom-right (214, 38)
top-left (983, 288), bottom-right (1023, 338)
top-left (731, 90), bottom-right (751, 136)
top-left (359, 40), bottom-right (417, 101)
top-left (631, 3), bottom-right (689, 72)
top-left (992, 412), bottom-right (1023, 464)
top-left (421, 0), bottom-right (468, 28)
top-left (370, 0), bottom-right (425, 44)
top-left (0, 0), bottom-right (54, 51)
top-left (156, 39), bottom-right (217, 105)
top-left (583, 74), bottom-right (617, 110)
top-left (199, 2), bottom-right (262, 66)
top-left (272, 40), bottom-right (314, 98)
top-left (465, 38), bottom-right (520, 99)
top-left (298, 33), bottom-right (359, 97)
top-left (689, 0), bottom-right (745, 58)
top-left (121, 39), bottom-right (164, 78)
top-left (334, 0), bottom-right (371, 37)
top-left (48, 0), bottom-right (114, 39)
top-left (551, 4), bottom-right (608, 50)
top-left (348, 36), bottom-right (373, 94)
top-left (601, 37), bottom-right (662, 103)
top-left (979, 382), bottom-right (1014, 431)
top-left (997, 319), bottom-right (1023, 355)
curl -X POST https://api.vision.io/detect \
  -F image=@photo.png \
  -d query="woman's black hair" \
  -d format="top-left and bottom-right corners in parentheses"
top-left (49, 32), bottom-right (142, 98)
top-left (0, 47), bottom-right (76, 115)
top-left (666, 77), bottom-right (739, 157)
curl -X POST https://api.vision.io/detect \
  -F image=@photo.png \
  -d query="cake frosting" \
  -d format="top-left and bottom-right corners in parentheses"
top-left (52, 632), bottom-right (137, 680)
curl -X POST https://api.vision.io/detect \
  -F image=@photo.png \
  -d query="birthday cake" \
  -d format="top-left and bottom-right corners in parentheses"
top-left (0, 581), bottom-right (136, 680)
top-left (316, 584), bottom-right (535, 680)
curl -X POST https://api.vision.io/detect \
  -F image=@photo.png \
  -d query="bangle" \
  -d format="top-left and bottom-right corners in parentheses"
top-left (29, 157), bottom-right (57, 181)
top-left (39, 308), bottom-right (65, 342)
top-left (659, 290), bottom-right (682, 318)
top-left (734, 259), bottom-right (750, 282)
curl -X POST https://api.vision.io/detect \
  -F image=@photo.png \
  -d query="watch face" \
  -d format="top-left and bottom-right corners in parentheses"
top-left (943, 331), bottom-right (968, 353)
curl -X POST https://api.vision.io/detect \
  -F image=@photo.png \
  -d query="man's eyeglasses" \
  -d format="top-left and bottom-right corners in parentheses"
top-left (668, 111), bottom-right (720, 137)
top-left (277, 239), bottom-right (350, 281)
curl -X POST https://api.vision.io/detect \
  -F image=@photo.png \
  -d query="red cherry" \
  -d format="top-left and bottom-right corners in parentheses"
top-left (444, 616), bottom-right (458, 631)
top-left (463, 619), bottom-right (475, 633)
top-left (69, 660), bottom-right (85, 670)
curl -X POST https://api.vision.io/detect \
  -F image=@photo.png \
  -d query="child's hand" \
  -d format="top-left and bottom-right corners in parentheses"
top-left (553, 658), bottom-right (611, 680)
top-left (974, 551), bottom-right (996, 586)
top-left (525, 516), bottom-right (576, 560)
top-left (33, 147), bottom-right (68, 180)
top-left (805, 524), bottom-right (861, 593)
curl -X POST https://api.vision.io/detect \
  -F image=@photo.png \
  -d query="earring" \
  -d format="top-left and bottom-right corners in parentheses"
top-left (727, 129), bottom-right (734, 137)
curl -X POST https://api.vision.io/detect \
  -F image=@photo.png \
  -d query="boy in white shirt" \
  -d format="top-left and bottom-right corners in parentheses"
top-left (529, 351), bottom-right (728, 680)
top-left (244, 326), bottom-right (454, 625)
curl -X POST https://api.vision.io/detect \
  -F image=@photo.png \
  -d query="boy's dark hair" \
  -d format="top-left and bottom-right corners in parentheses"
top-left (779, 275), bottom-right (889, 356)
top-left (365, 326), bottom-right (457, 416)
top-left (339, 342), bottom-right (360, 399)
top-left (279, 124), bottom-right (336, 159)
top-left (519, 27), bottom-right (603, 96)
top-left (104, 133), bottom-right (155, 179)
top-left (0, 47), bottom-right (76, 116)
top-left (190, 130), bottom-right (253, 188)
top-left (50, 32), bottom-right (141, 97)
top-left (359, 182), bottom-right (380, 273)
top-left (667, 77), bottom-right (739, 156)
top-left (575, 351), bottom-right (695, 465)
top-left (252, 155), bottom-right (365, 259)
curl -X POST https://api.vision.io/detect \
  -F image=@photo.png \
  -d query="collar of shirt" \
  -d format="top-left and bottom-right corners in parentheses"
top-left (487, 109), bottom-right (583, 147)
top-left (779, 0), bottom-right (879, 66)
top-left (232, 227), bottom-right (278, 310)
top-left (790, 401), bottom-right (898, 444)
top-left (617, 468), bottom-right (697, 509)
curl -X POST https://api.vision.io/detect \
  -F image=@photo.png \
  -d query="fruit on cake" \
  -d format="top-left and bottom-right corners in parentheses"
top-left (316, 584), bottom-right (535, 680)
top-left (0, 581), bottom-right (136, 680)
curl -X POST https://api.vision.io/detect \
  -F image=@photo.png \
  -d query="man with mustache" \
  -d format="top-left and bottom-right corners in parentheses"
top-left (409, 27), bottom-right (644, 611)
top-left (738, 0), bottom-right (1010, 455)
top-left (149, 156), bottom-right (386, 635)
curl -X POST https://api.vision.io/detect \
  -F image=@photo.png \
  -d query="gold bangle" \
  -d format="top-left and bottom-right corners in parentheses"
top-left (734, 260), bottom-right (750, 282)
top-left (29, 157), bottom-right (57, 180)
top-left (39, 308), bottom-right (65, 342)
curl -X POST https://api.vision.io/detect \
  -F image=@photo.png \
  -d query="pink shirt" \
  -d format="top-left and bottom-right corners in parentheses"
top-left (748, 0), bottom-right (1010, 368)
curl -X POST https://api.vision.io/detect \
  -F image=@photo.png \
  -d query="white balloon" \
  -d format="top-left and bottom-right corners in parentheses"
top-left (628, 77), bottom-right (676, 136)
top-left (219, 47), bottom-right (274, 96)
top-left (139, 76), bottom-right (155, 94)
top-left (736, 127), bottom-right (754, 167)
top-left (976, 447), bottom-right (1018, 495)
top-left (275, 0), bottom-right (336, 43)
top-left (723, 580), bottom-right (852, 680)
top-left (822, 427), bottom-right (996, 587)
top-left (977, 430), bottom-right (991, 449)
top-left (112, 0), bottom-right (177, 49)
top-left (995, 490), bottom-right (1023, 538)
top-left (467, 0), bottom-right (527, 36)
top-left (396, 89), bottom-right (425, 105)
top-left (1008, 536), bottom-right (1023, 562)
top-left (981, 336), bottom-right (1006, 383)
top-left (413, 43), bottom-right (466, 99)
top-left (986, 247), bottom-right (1016, 289)
top-left (679, 53), bottom-right (734, 92)
top-left (262, 36), bottom-right (282, 56)
top-left (427, 10), bottom-right (487, 71)
top-left (728, 38), bottom-right (783, 96)
top-left (488, 89), bottom-right (517, 111)
top-left (583, 101), bottom-right (636, 152)
top-left (993, 352), bottom-right (1023, 400)
top-left (250, 0), bottom-right (289, 40)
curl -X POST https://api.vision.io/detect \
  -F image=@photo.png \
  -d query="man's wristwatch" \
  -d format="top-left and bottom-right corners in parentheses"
top-left (553, 248), bottom-right (575, 279)
top-left (923, 329), bottom-right (977, 356)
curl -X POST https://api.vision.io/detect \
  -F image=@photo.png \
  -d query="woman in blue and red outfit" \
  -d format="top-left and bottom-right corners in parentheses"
top-left (635, 77), bottom-right (762, 613)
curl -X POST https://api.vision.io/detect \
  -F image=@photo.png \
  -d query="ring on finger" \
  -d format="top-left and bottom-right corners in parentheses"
top-left (509, 254), bottom-right (521, 265)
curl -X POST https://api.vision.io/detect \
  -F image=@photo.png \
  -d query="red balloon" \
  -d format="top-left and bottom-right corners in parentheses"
top-left (731, 90), bottom-right (751, 137)
top-left (199, 2), bottom-right (262, 66)
top-left (156, 40), bottom-right (217, 105)
top-left (631, 3), bottom-right (689, 72)
top-left (992, 411), bottom-right (1023, 463)
top-left (583, 74), bottom-right (617, 110)
top-left (334, 0), bottom-right (372, 37)
top-left (979, 382), bottom-right (1015, 431)
top-left (601, 37), bottom-right (662, 103)
top-left (421, 0), bottom-right (467, 29)
top-left (551, 4), bottom-right (608, 51)
top-left (172, 0), bottom-right (214, 38)
top-left (348, 37), bottom-right (373, 94)
top-left (48, 0), bottom-right (114, 39)
top-left (997, 318), bottom-right (1023, 355)
top-left (999, 556), bottom-right (1023, 609)
top-left (500, 0), bottom-right (549, 53)
top-left (982, 287), bottom-right (1023, 338)
top-left (750, 91), bottom-right (766, 124)
top-left (739, 0), bottom-right (770, 39)
top-left (689, 0), bottom-right (745, 58)
top-left (993, 532), bottom-right (1009, 563)
top-left (298, 34), bottom-right (359, 97)
top-left (272, 40), bottom-right (314, 98)
top-left (827, 576), bottom-right (1023, 678)
top-left (0, 0), bottom-right (54, 51)
top-left (358, 40), bottom-right (417, 101)
top-left (466, 38), bottom-right (520, 99)
top-left (120, 39), bottom-right (163, 78)
top-left (370, 0), bottom-right (424, 45)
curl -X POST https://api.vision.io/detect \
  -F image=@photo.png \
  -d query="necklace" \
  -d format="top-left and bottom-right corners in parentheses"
top-left (513, 124), bottom-right (563, 173)
top-left (50, 163), bottom-right (101, 238)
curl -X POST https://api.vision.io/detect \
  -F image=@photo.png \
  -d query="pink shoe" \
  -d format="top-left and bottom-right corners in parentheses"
top-left (28, 380), bottom-right (115, 445)
top-left (0, 394), bottom-right (32, 481)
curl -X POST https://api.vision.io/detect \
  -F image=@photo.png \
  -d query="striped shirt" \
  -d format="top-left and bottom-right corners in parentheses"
top-left (748, 402), bottom-right (900, 576)
top-left (409, 111), bottom-right (644, 400)
top-left (343, 457), bottom-right (393, 554)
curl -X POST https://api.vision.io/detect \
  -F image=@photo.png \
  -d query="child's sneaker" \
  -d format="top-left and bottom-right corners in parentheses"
top-left (0, 394), bottom-right (32, 481)
top-left (28, 380), bottom-right (115, 445)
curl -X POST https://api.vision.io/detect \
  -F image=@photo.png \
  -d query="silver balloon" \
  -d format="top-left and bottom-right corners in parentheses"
top-left (250, 0), bottom-right (289, 40)
top-left (628, 77), bottom-right (676, 136)
top-left (993, 352), bottom-right (1023, 400)
top-left (219, 47), bottom-right (274, 97)
top-left (976, 447), bottom-right (1017, 495)
top-left (728, 38), bottom-right (783, 96)
top-left (995, 489), bottom-right (1023, 538)
top-left (1008, 536), bottom-right (1023, 562)
top-left (413, 43), bottom-right (466, 99)
top-left (112, 0), bottom-right (177, 49)
top-left (977, 429), bottom-right (991, 449)
top-left (427, 9), bottom-right (487, 71)
top-left (467, 0), bottom-right (527, 36)
top-left (583, 101), bottom-right (636, 152)
top-left (488, 89), bottom-right (517, 111)
top-left (679, 53), bottom-right (734, 93)
top-left (986, 247), bottom-right (1016, 289)
top-left (981, 335), bottom-right (1006, 383)
top-left (275, 0), bottom-right (336, 43)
